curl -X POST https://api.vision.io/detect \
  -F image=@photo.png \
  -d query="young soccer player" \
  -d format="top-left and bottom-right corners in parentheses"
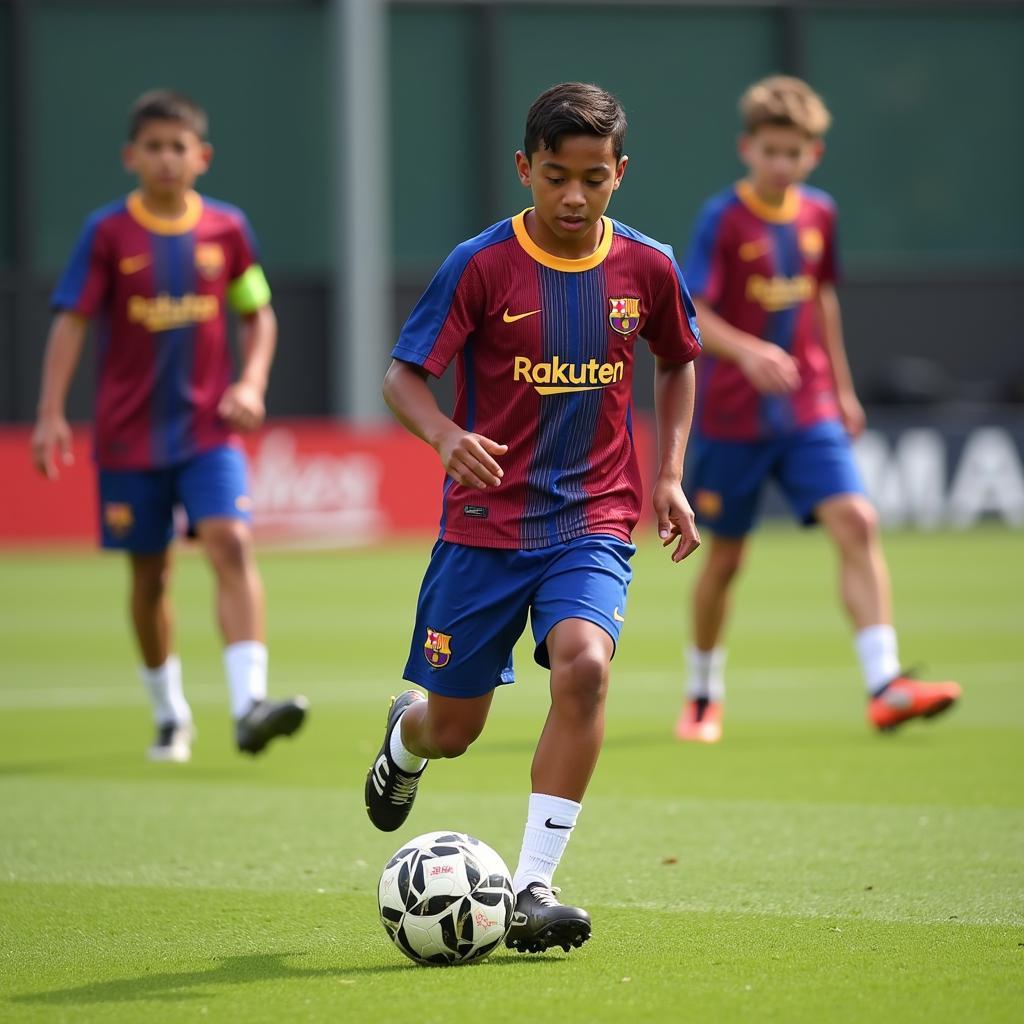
top-left (30, 90), bottom-right (308, 762)
top-left (365, 82), bottom-right (702, 953)
top-left (674, 75), bottom-right (961, 743)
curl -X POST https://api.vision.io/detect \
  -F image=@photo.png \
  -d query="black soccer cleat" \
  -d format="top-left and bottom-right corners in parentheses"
top-left (364, 689), bottom-right (427, 832)
top-left (236, 697), bottom-right (309, 755)
top-left (504, 883), bottom-right (591, 954)
top-left (148, 721), bottom-right (193, 763)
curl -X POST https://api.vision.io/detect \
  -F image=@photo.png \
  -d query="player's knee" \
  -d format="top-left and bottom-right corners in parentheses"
top-left (830, 499), bottom-right (878, 550)
top-left (204, 522), bottom-right (251, 575)
top-left (707, 545), bottom-right (745, 586)
top-left (132, 560), bottom-right (171, 605)
top-left (552, 646), bottom-right (609, 718)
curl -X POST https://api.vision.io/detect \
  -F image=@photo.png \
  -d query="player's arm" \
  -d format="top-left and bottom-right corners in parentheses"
top-left (31, 312), bottom-right (88, 480)
top-left (816, 282), bottom-right (865, 438)
top-left (652, 357), bottom-right (700, 563)
top-left (382, 358), bottom-right (506, 490)
top-left (693, 298), bottom-right (799, 395)
top-left (219, 304), bottom-right (277, 432)
top-left (218, 250), bottom-right (276, 431)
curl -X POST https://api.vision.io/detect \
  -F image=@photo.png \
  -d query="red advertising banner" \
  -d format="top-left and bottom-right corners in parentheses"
top-left (1, 417), bottom-right (654, 546)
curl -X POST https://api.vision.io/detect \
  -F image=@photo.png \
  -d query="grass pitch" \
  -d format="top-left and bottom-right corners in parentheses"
top-left (1, 526), bottom-right (1021, 1022)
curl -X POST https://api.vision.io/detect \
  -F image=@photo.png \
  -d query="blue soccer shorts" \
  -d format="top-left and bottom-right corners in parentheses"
top-left (402, 534), bottom-right (635, 699)
top-left (688, 419), bottom-right (866, 538)
top-left (97, 444), bottom-right (252, 553)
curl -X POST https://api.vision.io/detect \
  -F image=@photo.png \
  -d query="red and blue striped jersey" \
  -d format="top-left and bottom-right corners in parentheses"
top-left (392, 210), bottom-right (702, 550)
top-left (51, 190), bottom-right (269, 469)
top-left (684, 182), bottom-right (841, 441)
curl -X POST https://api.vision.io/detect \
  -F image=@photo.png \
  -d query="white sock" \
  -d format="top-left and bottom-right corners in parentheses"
top-left (139, 655), bottom-right (191, 726)
top-left (224, 641), bottom-right (268, 719)
top-left (511, 793), bottom-right (581, 893)
top-left (389, 710), bottom-right (427, 772)
top-left (686, 646), bottom-right (726, 702)
top-left (855, 624), bottom-right (900, 695)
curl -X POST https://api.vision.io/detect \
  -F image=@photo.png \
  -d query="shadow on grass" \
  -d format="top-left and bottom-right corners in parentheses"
top-left (9, 950), bottom-right (562, 1006)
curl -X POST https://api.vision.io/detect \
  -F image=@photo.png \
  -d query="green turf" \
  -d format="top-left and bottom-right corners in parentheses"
top-left (1, 526), bottom-right (1022, 1023)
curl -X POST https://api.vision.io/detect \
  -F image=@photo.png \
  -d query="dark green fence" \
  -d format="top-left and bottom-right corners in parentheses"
top-left (2, 0), bottom-right (1023, 421)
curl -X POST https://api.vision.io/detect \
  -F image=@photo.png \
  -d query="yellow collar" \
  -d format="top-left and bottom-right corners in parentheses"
top-left (126, 190), bottom-right (203, 235)
top-left (735, 181), bottom-right (801, 224)
top-left (511, 209), bottom-right (614, 272)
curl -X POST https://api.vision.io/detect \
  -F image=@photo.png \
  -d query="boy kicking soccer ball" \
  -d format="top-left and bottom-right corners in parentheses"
top-left (365, 82), bottom-right (702, 953)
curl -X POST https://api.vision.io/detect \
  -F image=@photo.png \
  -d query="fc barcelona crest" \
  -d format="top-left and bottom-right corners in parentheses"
top-left (609, 297), bottom-right (640, 335)
top-left (423, 628), bottom-right (452, 668)
top-left (195, 242), bottom-right (225, 280)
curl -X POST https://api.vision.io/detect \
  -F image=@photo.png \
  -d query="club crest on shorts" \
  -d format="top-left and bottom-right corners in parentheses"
top-left (423, 628), bottom-right (452, 668)
top-left (609, 297), bottom-right (640, 335)
top-left (103, 502), bottom-right (134, 537)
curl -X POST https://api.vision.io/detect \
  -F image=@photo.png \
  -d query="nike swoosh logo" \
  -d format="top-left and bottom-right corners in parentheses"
top-left (613, 607), bottom-right (625, 623)
top-left (503, 308), bottom-right (541, 324)
top-left (544, 817), bottom-right (572, 830)
top-left (119, 253), bottom-right (151, 275)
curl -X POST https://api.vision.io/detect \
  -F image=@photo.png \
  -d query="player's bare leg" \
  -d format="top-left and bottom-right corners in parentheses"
top-left (816, 494), bottom-right (889, 629)
top-left (401, 690), bottom-right (493, 759)
top-left (130, 549), bottom-right (174, 668)
top-left (197, 517), bottom-right (265, 645)
top-left (130, 549), bottom-right (192, 761)
top-left (677, 534), bottom-right (747, 742)
top-left (365, 690), bottom-right (492, 832)
top-left (196, 517), bottom-right (307, 754)
top-left (506, 618), bottom-right (611, 954)
top-left (816, 493), bottom-right (960, 728)
top-left (532, 617), bottom-right (612, 801)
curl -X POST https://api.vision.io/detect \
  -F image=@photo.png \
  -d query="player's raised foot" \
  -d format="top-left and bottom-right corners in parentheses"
top-left (236, 697), bottom-right (309, 755)
top-left (505, 884), bottom-right (591, 954)
top-left (868, 675), bottom-right (962, 732)
top-left (675, 697), bottom-right (723, 743)
top-left (365, 689), bottom-right (427, 832)
top-left (148, 721), bottom-right (193, 763)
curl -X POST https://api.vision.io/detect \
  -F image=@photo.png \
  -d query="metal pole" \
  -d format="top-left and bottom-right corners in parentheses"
top-left (333, 0), bottom-right (390, 422)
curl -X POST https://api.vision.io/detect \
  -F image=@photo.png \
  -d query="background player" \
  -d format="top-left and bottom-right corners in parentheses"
top-left (675, 76), bottom-right (961, 743)
top-left (30, 90), bottom-right (308, 762)
top-left (364, 83), bottom-right (702, 953)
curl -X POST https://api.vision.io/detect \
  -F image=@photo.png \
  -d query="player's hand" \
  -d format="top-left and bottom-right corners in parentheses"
top-left (738, 340), bottom-right (800, 395)
top-left (653, 478), bottom-right (701, 563)
top-left (30, 413), bottom-right (74, 480)
top-left (436, 428), bottom-right (507, 490)
top-left (218, 381), bottom-right (266, 433)
top-left (838, 389), bottom-right (866, 439)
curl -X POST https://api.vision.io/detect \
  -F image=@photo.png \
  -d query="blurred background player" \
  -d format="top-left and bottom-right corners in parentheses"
top-left (675, 75), bottom-right (961, 743)
top-left (364, 83), bottom-right (702, 953)
top-left (30, 90), bottom-right (308, 762)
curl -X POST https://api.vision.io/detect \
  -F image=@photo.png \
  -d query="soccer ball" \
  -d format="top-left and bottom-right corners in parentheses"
top-left (377, 830), bottom-right (515, 966)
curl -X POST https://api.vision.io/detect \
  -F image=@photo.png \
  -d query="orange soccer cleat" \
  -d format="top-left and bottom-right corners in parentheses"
top-left (675, 698), bottom-right (723, 744)
top-left (868, 675), bottom-right (962, 732)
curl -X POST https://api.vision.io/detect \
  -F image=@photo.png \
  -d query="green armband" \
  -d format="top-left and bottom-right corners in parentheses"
top-left (227, 265), bottom-right (271, 314)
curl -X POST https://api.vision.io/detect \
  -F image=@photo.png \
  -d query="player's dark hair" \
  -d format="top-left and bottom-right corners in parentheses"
top-left (523, 82), bottom-right (627, 162)
top-left (128, 90), bottom-right (208, 141)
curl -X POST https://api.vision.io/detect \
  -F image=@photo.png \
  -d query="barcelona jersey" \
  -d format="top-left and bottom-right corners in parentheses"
top-left (684, 182), bottom-right (841, 441)
top-left (392, 209), bottom-right (702, 550)
top-left (51, 190), bottom-right (271, 469)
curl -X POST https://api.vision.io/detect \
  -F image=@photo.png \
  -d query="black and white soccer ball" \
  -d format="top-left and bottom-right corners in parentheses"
top-left (378, 830), bottom-right (515, 966)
